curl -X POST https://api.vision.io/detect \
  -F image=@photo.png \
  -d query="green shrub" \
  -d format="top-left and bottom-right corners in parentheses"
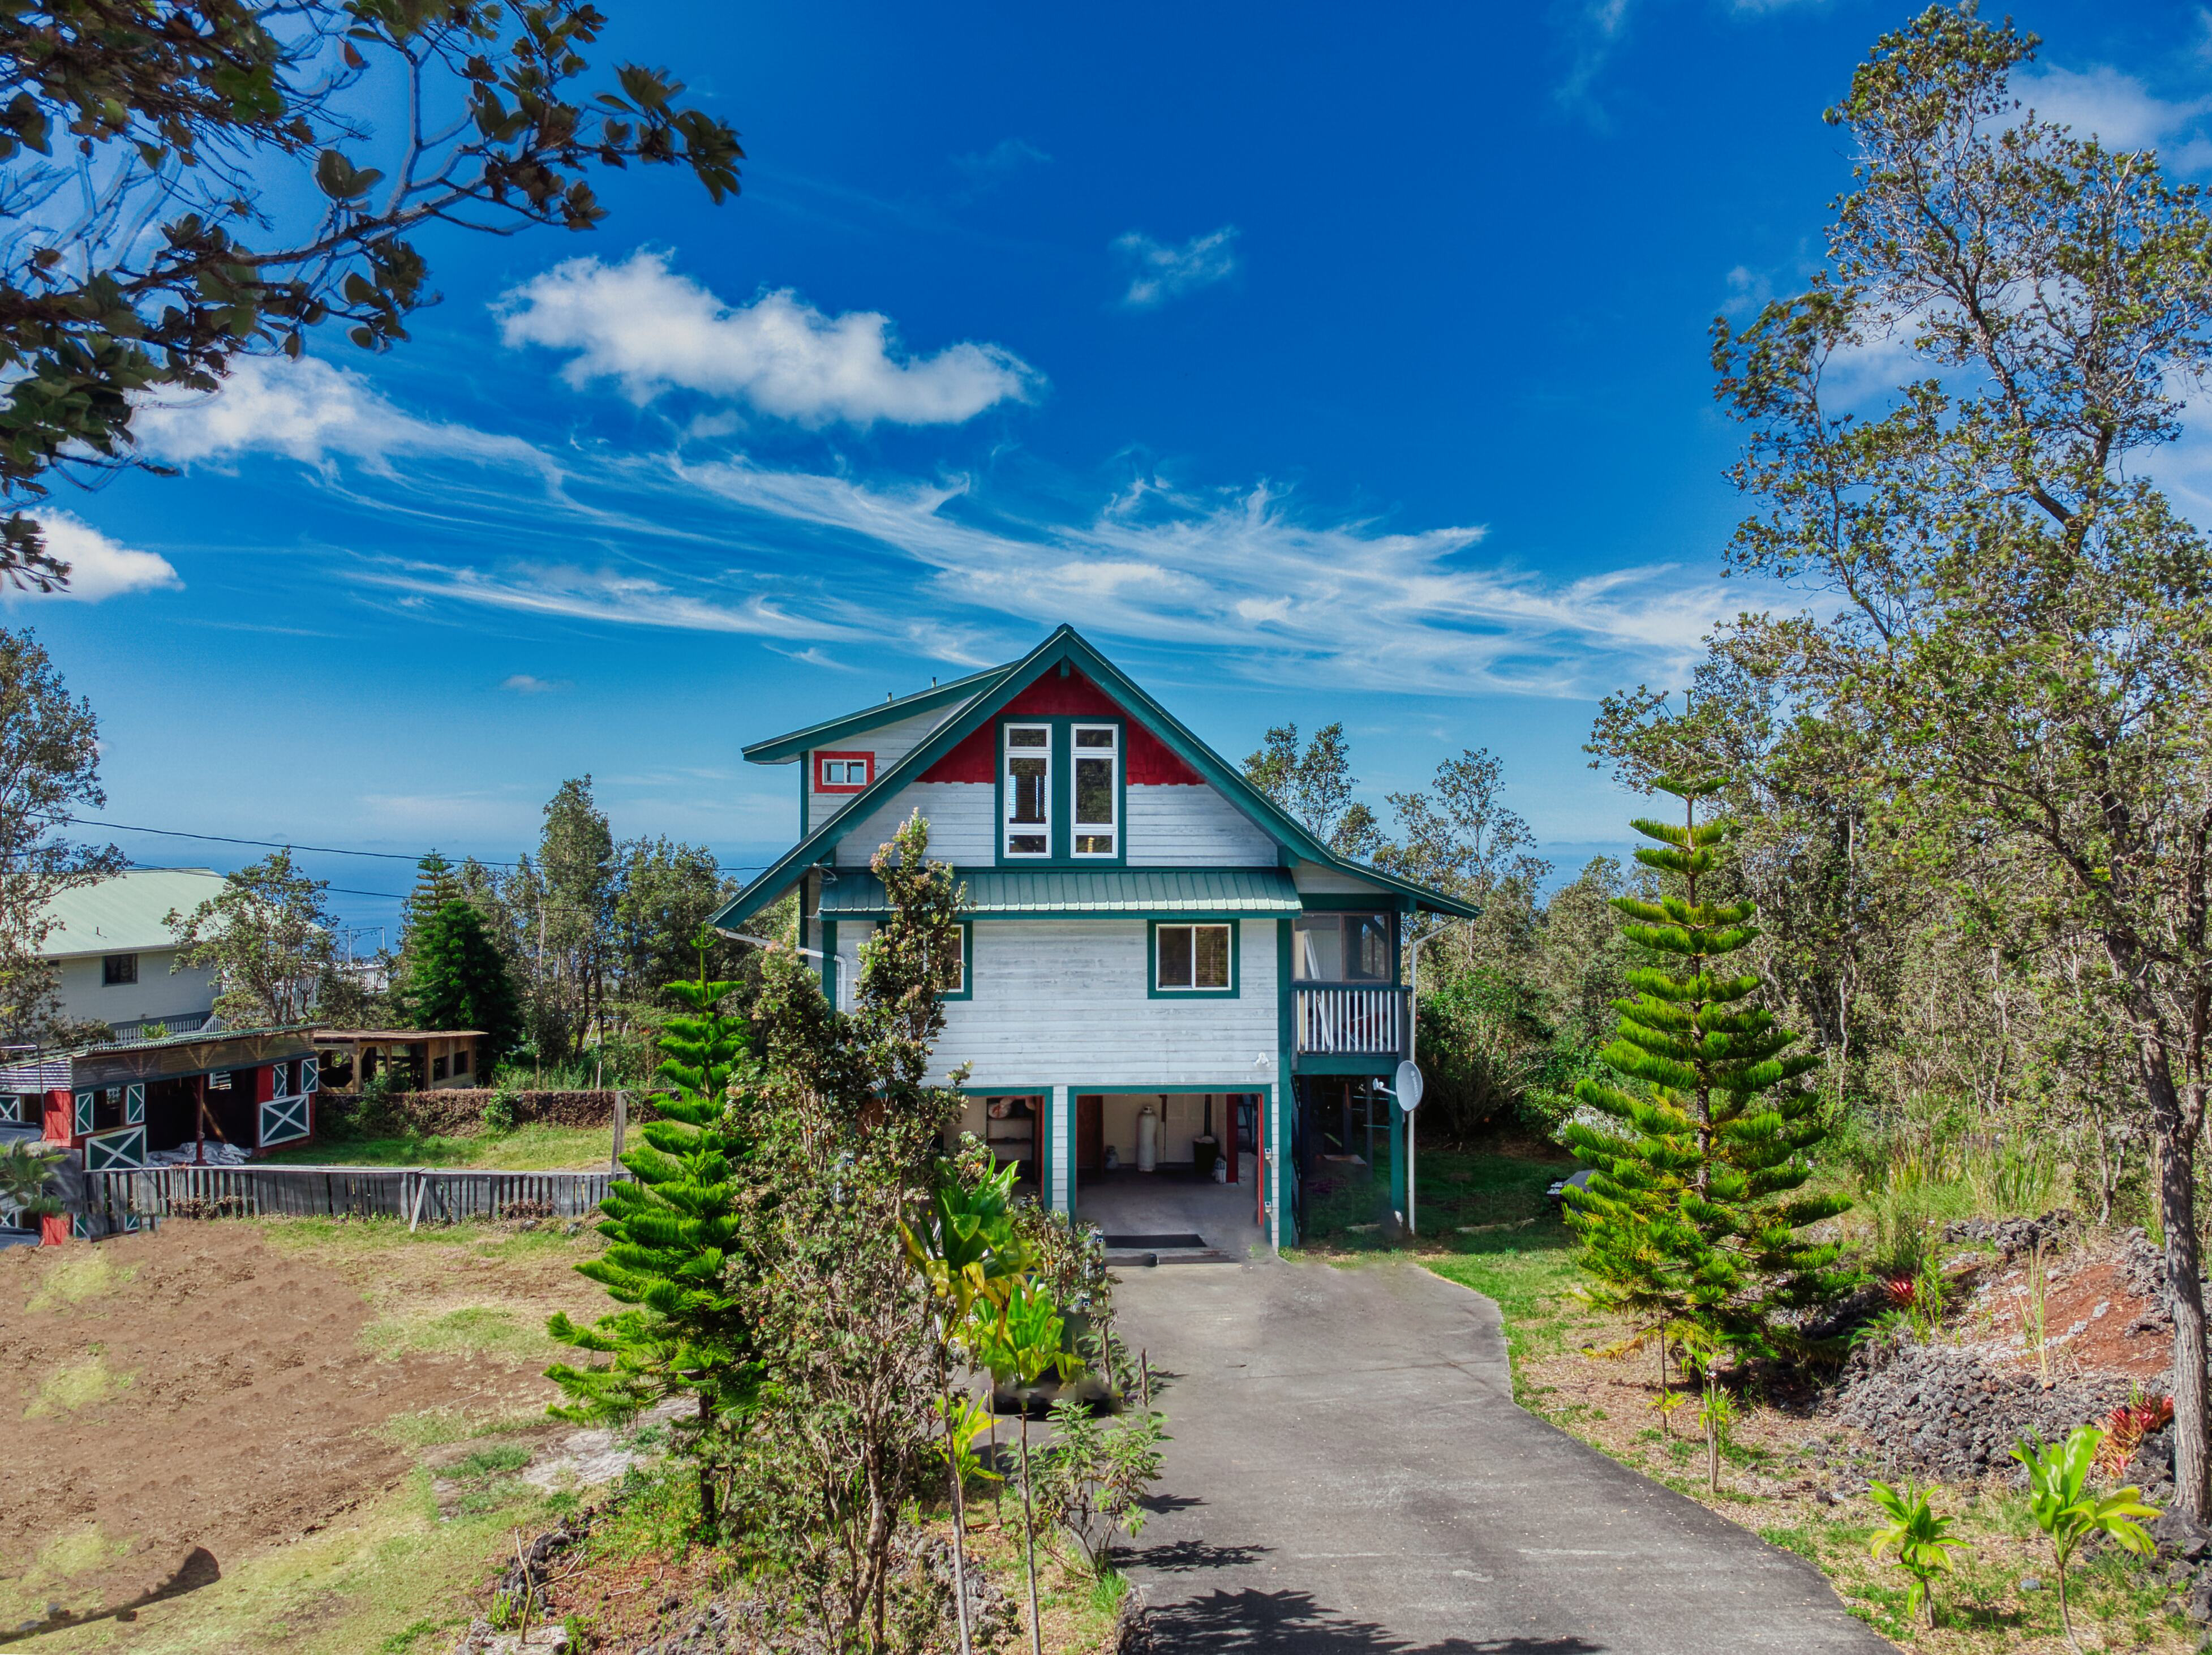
top-left (480, 1090), bottom-right (518, 1136)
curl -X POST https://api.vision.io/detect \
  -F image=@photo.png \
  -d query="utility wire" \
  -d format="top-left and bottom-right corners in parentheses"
top-left (72, 816), bottom-right (771, 876)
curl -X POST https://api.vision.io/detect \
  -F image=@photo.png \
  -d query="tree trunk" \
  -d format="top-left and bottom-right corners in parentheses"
top-left (946, 1384), bottom-right (973, 1655)
top-left (1020, 1412), bottom-right (1043, 1655)
top-left (695, 1392), bottom-right (717, 1530)
top-left (2147, 1050), bottom-right (2209, 1518)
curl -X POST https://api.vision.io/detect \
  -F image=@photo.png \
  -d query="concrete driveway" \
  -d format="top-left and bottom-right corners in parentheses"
top-left (1110, 1254), bottom-right (1895, 1654)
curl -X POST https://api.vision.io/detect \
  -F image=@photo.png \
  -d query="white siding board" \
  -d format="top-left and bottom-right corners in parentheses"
top-left (806, 704), bottom-right (967, 829)
top-left (1125, 784), bottom-right (1277, 867)
top-left (929, 919), bottom-right (1279, 1091)
top-left (1291, 860), bottom-right (1395, 897)
top-left (832, 782), bottom-right (994, 867)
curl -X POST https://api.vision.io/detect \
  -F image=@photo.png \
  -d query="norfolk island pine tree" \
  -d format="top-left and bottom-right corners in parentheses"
top-left (545, 941), bottom-right (762, 1531)
top-left (1562, 775), bottom-right (1854, 1386)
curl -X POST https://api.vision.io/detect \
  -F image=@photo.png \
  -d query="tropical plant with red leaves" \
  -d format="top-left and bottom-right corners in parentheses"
top-left (2098, 1391), bottom-right (2176, 1477)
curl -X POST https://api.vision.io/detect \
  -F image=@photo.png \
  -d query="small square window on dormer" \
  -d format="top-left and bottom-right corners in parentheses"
top-left (816, 751), bottom-right (874, 793)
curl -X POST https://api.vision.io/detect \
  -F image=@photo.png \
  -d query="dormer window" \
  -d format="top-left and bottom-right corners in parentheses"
top-left (1072, 724), bottom-right (1119, 856)
top-left (1003, 724), bottom-right (1050, 856)
top-left (817, 751), bottom-right (873, 792)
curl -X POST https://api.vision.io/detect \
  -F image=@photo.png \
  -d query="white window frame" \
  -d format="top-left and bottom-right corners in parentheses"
top-left (1154, 922), bottom-right (1235, 993)
top-left (1070, 723), bottom-right (1120, 859)
top-left (816, 752), bottom-right (874, 791)
top-left (1002, 723), bottom-right (1053, 859)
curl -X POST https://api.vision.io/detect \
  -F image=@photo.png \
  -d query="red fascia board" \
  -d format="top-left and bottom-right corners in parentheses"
top-left (814, 749), bottom-right (874, 794)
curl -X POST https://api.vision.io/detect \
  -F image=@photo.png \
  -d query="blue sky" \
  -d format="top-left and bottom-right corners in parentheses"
top-left (19, 0), bottom-right (2212, 941)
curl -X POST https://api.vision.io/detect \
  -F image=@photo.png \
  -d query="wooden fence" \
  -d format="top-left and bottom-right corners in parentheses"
top-left (89, 1164), bottom-right (625, 1231)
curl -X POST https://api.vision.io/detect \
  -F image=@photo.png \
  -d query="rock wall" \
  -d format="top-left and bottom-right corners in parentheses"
top-left (1832, 1339), bottom-right (2135, 1481)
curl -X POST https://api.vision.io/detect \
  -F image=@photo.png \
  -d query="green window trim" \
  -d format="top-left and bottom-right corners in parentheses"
top-left (994, 718), bottom-right (1128, 869)
top-left (939, 923), bottom-right (974, 1000)
top-left (1147, 916), bottom-right (1241, 999)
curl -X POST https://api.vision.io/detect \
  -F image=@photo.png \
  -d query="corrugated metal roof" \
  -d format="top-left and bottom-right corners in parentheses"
top-left (39, 868), bottom-right (229, 958)
top-left (819, 867), bottom-right (1303, 917)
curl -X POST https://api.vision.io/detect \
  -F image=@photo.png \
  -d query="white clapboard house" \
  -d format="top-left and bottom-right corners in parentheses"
top-left (712, 625), bottom-right (1474, 1248)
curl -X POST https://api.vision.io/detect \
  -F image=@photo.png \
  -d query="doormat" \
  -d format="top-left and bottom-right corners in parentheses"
top-left (1102, 1233), bottom-right (1206, 1249)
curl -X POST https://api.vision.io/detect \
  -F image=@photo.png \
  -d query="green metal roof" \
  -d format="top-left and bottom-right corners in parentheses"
top-left (819, 867), bottom-right (1303, 918)
top-left (40, 868), bottom-right (229, 958)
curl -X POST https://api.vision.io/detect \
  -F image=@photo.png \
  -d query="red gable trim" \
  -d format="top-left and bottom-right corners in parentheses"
top-left (918, 667), bottom-right (1203, 784)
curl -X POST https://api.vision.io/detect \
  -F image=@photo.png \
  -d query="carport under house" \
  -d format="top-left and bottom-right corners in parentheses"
top-left (714, 624), bottom-right (1475, 1248)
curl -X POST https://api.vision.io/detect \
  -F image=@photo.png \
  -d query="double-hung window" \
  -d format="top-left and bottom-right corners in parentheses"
top-left (1072, 724), bottom-right (1119, 856)
top-left (1003, 724), bottom-right (1051, 857)
top-left (1154, 922), bottom-right (1234, 994)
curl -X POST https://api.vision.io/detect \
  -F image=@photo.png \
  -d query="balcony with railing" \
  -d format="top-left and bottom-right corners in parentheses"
top-left (1294, 985), bottom-right (1408, 1058)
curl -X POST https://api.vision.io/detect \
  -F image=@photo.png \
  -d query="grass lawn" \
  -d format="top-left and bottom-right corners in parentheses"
top-left (263, 1122), bottom-right (616, 1170)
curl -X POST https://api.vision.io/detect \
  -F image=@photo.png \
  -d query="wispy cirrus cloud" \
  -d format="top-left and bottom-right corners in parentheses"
top-left (493, 250), bottom-right (1042, 426)
top-left (500, 673), bottom-right (568, 693)
top-left (951, 137), bottom-right (1051, 191)
top-left (1112, 228), bottom-right (1240, 309)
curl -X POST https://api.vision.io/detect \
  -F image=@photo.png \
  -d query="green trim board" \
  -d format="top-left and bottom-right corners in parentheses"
top-left (818, 867), bottom-right (1302, 919)
top-left (990, 716), bottom-right (1126, 867)
top-left (1146, 917), bottom-right (1240, 998)
top-left (1294, 1053), bottom-right (1407, 1076)
top-left (711, 626), bottom-right (1478, 933)
top-left (742, 664), bottom-right (1012, 764)
top-left (820, 919), bottom-right (838, 1005)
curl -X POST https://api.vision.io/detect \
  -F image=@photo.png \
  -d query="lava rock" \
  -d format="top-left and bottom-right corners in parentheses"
top-left (1943, 1210), bottom-right (2077, 1260)
top-left (1833, 1341), bottom-right (2131, 1482)
top-left (2157, 1508), bottom-right (2212, 1563)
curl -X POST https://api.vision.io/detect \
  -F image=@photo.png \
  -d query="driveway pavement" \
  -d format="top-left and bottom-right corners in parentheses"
top-left (1110, 1252), bottom-right (1895, 1654)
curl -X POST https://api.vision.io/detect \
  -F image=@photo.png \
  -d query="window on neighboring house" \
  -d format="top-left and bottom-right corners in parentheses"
top-left (272, 1061), bottom-right (291, 1095)
top-left (103, 953), bottom-right (138, 986)
top-left (1072, 724), bottom-right (1119, 856)
top-left (1155, 922), bottom-right (1234, 993)
top-left (816, 752), bottom-right (873, 792)
top-left (1292, 912), bottom-right (1393, 982)
top-left (453, 1047), bottom-right (470, 1076)
top-left (1003, 724), bottom-right (1051, 856)
top-left (432, 1055), bottom-right (449, 1081)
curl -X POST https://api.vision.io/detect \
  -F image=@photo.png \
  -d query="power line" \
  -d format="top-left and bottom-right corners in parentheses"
top-left (73, 817), bottom-right (771, 876)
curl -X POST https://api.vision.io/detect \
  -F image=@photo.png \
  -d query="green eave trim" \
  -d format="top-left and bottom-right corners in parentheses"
top-left (819, 867), bottom-right (1302, 919)
top-left (742, 665), bottom-right (1012, 764)
top-left (710, 625), bottom-right (1476, 932)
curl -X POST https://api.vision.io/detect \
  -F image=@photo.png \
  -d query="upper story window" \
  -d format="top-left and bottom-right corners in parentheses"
top-left (1003, 724), bottom-right (1051, 857)
top-left (1072, 724), bottom-right (1119, 857)
top-left (102, 953), bottom-right (138, 986)
top-left (816, 751), bottom-right (874, 792)
top-left (1154, 921), bottom-right (1235, 994)
top-left (1292, 912), bottom-right (1393, 982)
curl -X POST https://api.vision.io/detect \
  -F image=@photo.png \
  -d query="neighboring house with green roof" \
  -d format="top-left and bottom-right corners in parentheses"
top-left (713, 624), bottom-right (1475, 1249)
top-left (39, 868), bottom-right (228, 1040)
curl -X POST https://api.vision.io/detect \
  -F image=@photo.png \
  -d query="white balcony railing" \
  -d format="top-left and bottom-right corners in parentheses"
top-left (1295, 986), bottom-right (1407, 1056)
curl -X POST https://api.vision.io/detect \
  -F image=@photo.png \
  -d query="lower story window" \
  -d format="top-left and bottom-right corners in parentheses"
top-left (1154, 923), bottom-right (1233, 993)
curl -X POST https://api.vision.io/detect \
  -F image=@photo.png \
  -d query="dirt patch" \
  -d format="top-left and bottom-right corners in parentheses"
top-left (0, 1219), bottom-right (605, 1626)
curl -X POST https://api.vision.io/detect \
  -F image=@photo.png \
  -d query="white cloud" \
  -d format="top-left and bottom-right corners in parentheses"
top-left (1112, 228), bottom-right (1240, 309)
top-left (134, 354), bottom-right (555, 477)
top-left (12, 512), bottom-right (180, 602)
top-left (494, 251), bottom-right (1041, 427)
top-left (2015, 65), bottom-right (2212, 167)
top-left (500, 674), bottom-right (567, 693)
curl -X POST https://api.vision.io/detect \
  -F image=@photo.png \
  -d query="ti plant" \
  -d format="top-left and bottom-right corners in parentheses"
top-left (1866, 1481), bottom-right (1968, 1630)
top-left (2013, 1426), bottom-right (2159, 1651)
top-left (903, 1151), bottom-right (1028, 1655)
top-left (972, 1277), bottom-right (1084, 1655)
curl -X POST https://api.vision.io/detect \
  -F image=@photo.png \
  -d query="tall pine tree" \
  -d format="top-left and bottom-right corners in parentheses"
top-left (406, 899), bottom-right (522, 1064)
top-left (546, 942), bottom-right (762, 1530)
top-left (1562, 777), bottom-right (1852, 1359)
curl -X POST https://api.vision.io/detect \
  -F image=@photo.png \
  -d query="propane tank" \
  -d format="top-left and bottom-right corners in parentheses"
top-left (1135, 1104), bottom-right (1159, 1173)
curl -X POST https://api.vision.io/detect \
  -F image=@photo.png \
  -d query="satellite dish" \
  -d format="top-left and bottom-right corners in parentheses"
top-left (1394, 1059), bottom-right (1424, 1113)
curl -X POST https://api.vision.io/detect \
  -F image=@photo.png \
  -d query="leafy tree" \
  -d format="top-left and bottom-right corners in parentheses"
top-left (0, 627), bottom-right (119, 1044)
top-left (1712, 6), bottom-right (2212, 1512)
top-left (0, 0), bottom-right (742, 590)
top-left (2013, 1426), bottom-right (2157, 1651)
top-left (1561, 779), bottom-right (1853, 1361)
top-left (1866, 1480), bottom-right (1968, 1630)
top-left (165, 848), bottom-right (335, 1025)
top-left (1243, 722), bottom-right (1382, 859)
top-left (406, 898), bottom-right (522, 1062)
top-left (509, 776), bottom-right (615, 1066)
top-left (1382, 746), bottom-right (1551, 951)
top-left (545, 943), bottom-right (761, 1530)
top-left (613, 835), bottom-right (738, 996)
top-left (1036, 1394), bottom-right (1168, 1574)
